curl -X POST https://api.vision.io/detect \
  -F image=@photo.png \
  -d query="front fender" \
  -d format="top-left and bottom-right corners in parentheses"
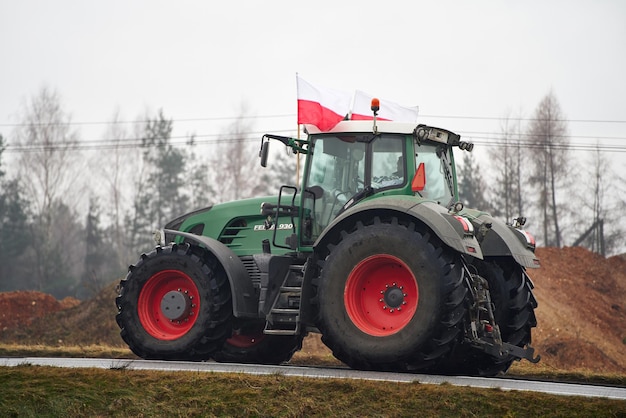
top-left (314, 196), bottom-right (483, 259)
top-left (164, 229), bottom-right (258, 317)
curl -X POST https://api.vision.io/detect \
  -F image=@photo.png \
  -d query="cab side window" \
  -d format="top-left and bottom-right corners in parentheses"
top-left (371, 136), bottom-right (404, 189)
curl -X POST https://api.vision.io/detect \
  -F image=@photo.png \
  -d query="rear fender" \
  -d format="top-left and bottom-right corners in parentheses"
top-left (314, 197), bottom-right (483, 259)
top-left (164, 229), bottom-right (258, 317)
top-left (470, 215), bottom-right (540, 268)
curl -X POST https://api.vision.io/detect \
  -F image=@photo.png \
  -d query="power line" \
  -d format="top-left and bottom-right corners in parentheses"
top-left (469, 140), bottom-right (626, 153)
top-left (457, 130), bottom-right (626, 141)
top-left (5, 128), bottom-right (625, 150)
top-left (5, 131), bottom-right (626, 153)
top-left (3, 129), bottom-right (296, 153)
top-left (0, 114), bottom-right (295, 128)
top-left (421, 114), bottom-right (626, 124)
top-left (3, 113), bottom-right (626, 128)
top-left (3, 112), bottom-right (624, 154)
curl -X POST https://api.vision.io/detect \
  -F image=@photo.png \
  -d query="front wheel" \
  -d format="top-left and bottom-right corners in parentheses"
top-left (115, 243), bottom-right (232, 361)
top-left (314, 219), bottom-right (467, 372)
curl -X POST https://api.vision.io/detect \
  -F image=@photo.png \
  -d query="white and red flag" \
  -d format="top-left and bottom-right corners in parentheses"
top-left (351, 90), bottom-right (419, 123)
top-left (296, 75), bottom-right (352, 131)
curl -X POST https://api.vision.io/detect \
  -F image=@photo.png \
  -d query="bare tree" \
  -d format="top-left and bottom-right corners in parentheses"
top-left (211, 105), bottom-right (261, 202)
top-left (261, 147), bottom-right (299, 194)
top-left (573, 145), bottom-right (625, 255)
top-left (488, 114), bottom-right (527, 222)
top-left (96, 109), bottom-right (133, 271)
top-left (14, 87), bottom-right (81, 214)
top-left (124, 115), bottom-right (153, 257)
top-left (527, 92), bottom-right (570, 247)
top-left (12, 87), bottom-right (83, 292)
top-left (185, 134), bottom-right (213, 209)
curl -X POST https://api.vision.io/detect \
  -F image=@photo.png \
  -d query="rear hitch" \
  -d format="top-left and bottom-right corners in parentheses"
top-left (474, 335), bottom-right (541, 363)
top-left (461, 257), bottom-right (541, 364)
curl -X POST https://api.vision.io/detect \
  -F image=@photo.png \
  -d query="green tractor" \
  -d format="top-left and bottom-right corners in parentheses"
top-left (116, 113), bottom-right (540, 376)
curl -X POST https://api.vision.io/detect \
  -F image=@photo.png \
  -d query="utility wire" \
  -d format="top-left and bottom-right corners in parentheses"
top-left (0, 114), bottom-right (295, 128)
top-left (3, 113), bottom-right (626, 128)
top-left (6, 134), bottom-right (626, 153)
top-left (3, 129), bottom-right (297, 153)
top-left (420, 114), bottom-right (626, 124)
top-left (6, 131), bottom-right (626, 150)
top-left (3, 114), bottom-right (625, 153)
top-left (4, 123), bottom-right (625, 144)
top-left (457, 130), bottom-right (626, 141)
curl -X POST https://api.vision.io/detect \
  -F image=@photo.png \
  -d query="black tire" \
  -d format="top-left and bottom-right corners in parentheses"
top-left (115, 243), bottom-right (232, 361)
top-left (442, 259), bottom-right (538, 376)
top-left (212, 321), bottom-right (306, 365)
top-left (313, 219), bottom-right (466, 372)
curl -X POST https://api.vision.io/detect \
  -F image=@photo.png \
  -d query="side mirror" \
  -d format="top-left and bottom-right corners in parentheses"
top-left (260, 141), bottom-right (270, 167)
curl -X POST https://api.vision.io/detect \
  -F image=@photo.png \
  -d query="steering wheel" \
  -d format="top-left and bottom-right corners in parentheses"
top-left (327, 189), bottom-right (349, 225)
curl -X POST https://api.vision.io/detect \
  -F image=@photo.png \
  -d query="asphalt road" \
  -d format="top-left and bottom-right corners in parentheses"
top-left (2, 357), bottom-right (625, 401)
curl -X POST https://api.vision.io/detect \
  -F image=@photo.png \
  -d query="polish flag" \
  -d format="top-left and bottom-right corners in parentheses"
top-left (351, 90), bottom-right (419, 123)
top-left (297, 75), bottom-right (352, 131)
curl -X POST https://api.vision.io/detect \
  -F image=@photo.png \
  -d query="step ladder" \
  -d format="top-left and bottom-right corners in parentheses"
top-left (264, 265), bottom-right (303, 335)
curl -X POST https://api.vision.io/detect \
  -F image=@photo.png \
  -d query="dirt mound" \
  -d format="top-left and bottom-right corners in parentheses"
top-left (0, 247), bottom-right (625, 373)
top-left (539, 337), bottom-right (624, 372)
top-left (528, 247), bottom-right (626, 373)
top-left (0, 282), bottom-right (125, 347)
top-left (0, 291), bottom-right (80, 331)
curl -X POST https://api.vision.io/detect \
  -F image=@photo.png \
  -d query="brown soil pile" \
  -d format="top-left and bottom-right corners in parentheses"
top-left (0, 283), bottom-right (125, 347)
top-left (1, 247), bottom-right (625, 373)
top-left (528, 247), bottom-right (626, 373)
top-left (0, 291), bottom-right (79, 331)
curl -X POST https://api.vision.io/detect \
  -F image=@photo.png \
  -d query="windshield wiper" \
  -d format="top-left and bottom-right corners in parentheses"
top-left (337, 186), bottom-right (375, 216)
top-left (436, 146), bottom-right (455, 197)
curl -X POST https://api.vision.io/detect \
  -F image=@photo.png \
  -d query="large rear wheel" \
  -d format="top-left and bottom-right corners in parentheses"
top-left (116, 243), bottom-right (232, 361)
top-left (314, 219), bottom-right (466, 372)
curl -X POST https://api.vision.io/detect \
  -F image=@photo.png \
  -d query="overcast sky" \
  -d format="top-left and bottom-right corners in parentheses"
top-left (1, 0), bottom-right (625, 169)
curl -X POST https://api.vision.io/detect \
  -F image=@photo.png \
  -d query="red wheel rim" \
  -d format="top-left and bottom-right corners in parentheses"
top-left (344, 254), bottom-right (418, 336)
top-left (138, 270), bottom-right (200, 340)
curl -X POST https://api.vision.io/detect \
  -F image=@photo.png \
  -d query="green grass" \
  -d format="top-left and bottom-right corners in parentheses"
top-left (0, 344), bottom-right (625, 417)
top-left (0, 343), bottom-right (134, 360)
top-left (1, 366), bottom-right (625, 417)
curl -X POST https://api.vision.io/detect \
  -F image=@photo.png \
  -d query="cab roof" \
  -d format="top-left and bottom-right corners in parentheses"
top-left (304, 120), bottom-right (418, 135)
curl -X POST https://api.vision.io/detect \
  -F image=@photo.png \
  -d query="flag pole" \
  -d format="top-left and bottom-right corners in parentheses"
top-left (296, 124), bottom-right (300, 185)
top-left (295, 72), bottom-right (300, 185)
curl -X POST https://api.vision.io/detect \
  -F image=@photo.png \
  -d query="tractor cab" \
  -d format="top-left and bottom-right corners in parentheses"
top-left (260, 120), bottom-right (470, 249)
